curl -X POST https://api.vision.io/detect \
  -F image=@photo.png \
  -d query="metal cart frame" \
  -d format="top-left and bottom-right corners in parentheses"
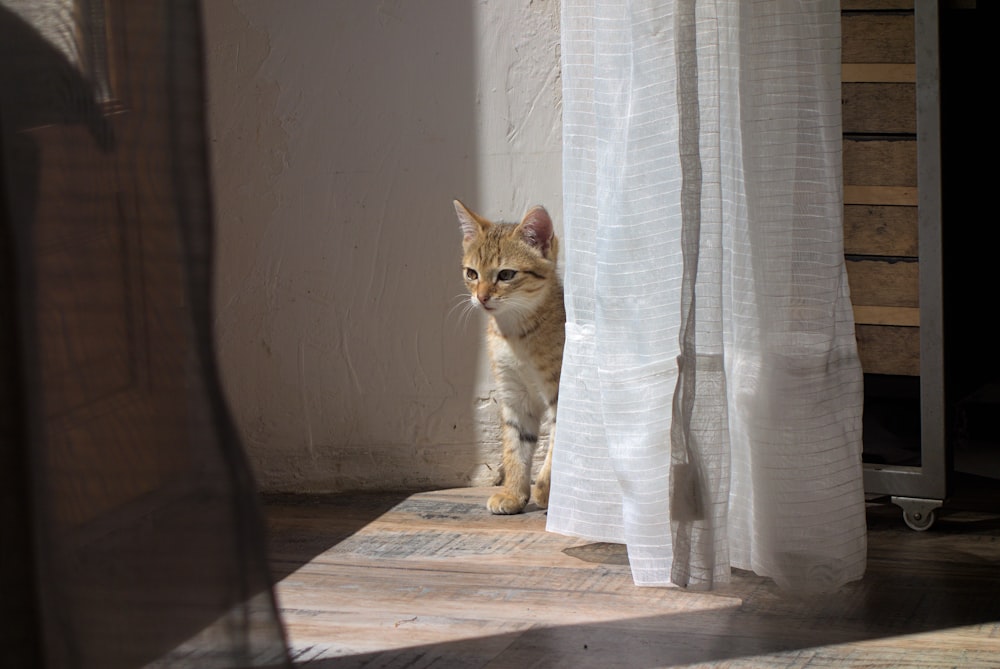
top-left (861, 2), bottom-right (948, 531)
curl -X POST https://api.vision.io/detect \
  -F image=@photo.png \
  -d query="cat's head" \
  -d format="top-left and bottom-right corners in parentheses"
top-left (454, 199), bottom-right (559, 320)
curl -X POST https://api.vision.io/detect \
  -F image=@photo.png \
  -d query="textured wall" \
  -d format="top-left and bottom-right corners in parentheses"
top-left (203, 1), bottom-right (562, 492)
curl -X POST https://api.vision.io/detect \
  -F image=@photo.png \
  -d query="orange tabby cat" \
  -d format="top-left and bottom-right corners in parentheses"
top-left (454, 200), bottom-right (565, 514)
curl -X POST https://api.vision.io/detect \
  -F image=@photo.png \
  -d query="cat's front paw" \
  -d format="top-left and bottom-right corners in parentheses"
top-left (487, 490), bottom-right (528, 515)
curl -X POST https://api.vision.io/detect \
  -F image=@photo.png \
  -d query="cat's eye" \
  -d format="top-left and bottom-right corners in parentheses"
top-left (465, 268), bottom-right (478, 281)
top-left (497, 269), bottom-right (517, 281)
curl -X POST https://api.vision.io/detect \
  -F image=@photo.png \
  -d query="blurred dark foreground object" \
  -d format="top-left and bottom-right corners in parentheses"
top-left (0, 3), bottom-right (291, 667)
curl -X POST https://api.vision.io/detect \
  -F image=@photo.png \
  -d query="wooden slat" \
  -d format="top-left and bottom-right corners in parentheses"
top-left (842, 0), bottom-right (913, 8)
top-left (843, 205), bottom-right (918, 256)
top-left (856, 324), bottom-right (920, 375)
top-left (842, 83), bottom-right (916, 134)
top-left (846, 258), bottom-right (918, 308)
top-left (843, 186), bottom-right (918, 206)
top-left (844, 138), bottom-right (917, 188)
top-left (842, 14), bottom-right (915, 63)
top-left (853, 305), bottom-right (920, 327)
top-left (842, 64), bottom-right (916, 83)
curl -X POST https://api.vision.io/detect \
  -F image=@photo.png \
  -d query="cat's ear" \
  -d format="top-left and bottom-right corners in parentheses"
top-left (454, 199), bottom-right (487, 243)
top-left (517, 205), bottom-right (555, 257)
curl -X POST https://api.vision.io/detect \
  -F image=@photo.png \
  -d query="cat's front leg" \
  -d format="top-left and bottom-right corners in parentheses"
top-left (488, 412), bottom-right (540, 514)
top-left (531, 422), bottom-right (554, 509)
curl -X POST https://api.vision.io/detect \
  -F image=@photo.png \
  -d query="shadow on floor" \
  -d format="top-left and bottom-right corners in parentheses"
top-left (262, 491), bottom-right (416, 583)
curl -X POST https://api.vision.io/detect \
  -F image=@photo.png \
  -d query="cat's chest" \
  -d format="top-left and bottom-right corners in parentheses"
top-left (488, 331), bottom-right (545, 386)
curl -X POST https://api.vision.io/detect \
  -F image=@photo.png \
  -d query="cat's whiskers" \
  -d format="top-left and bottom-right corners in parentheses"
top-left (447, 293), bottom-right (481, 329)
top-left (492, 293), bottom-right (540, 321)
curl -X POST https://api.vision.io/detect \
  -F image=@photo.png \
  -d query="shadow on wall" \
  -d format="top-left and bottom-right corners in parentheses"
top-left (205, 1), bottom-right (485, 494)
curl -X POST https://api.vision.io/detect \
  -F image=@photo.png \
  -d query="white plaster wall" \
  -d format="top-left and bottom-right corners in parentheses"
top-left (203, 1), bottom-right (562, 492)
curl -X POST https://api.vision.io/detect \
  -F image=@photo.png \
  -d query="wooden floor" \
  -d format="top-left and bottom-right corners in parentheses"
top-left (263, 473), bottom-right (1000, 668)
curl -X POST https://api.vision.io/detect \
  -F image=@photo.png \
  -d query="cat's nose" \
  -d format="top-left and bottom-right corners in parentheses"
top-left (477, 292), bottom-right (491, 305)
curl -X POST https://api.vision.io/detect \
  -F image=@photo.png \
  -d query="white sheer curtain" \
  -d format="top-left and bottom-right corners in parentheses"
top-left (548, 0), bottom-right (868, 592)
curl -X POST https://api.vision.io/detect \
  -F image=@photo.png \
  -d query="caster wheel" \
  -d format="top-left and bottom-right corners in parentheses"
top-left (891, 496), bottom-right (943, 532)
top-left (902, 508), bottom-right (935, 532)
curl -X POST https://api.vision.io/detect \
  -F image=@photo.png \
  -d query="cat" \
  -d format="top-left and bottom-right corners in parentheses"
top-left (454, 200), bottom-right (565, 515)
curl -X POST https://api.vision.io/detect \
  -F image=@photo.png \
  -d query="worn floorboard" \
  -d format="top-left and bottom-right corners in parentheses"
top-left (263, 473), bottom-right (1000, 668)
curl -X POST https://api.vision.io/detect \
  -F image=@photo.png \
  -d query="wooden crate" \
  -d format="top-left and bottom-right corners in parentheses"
top-left (842, 4), bottom-right (919, 376)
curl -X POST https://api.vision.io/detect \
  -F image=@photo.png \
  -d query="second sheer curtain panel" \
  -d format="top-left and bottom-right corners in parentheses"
top-left (547, 0), bottom-right (868, 592)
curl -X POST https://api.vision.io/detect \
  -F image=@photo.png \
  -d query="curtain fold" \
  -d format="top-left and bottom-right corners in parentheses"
top-left (549, 0), bottom-right (868, 592)
top-left (1, 2), bottom-right (292, 666)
